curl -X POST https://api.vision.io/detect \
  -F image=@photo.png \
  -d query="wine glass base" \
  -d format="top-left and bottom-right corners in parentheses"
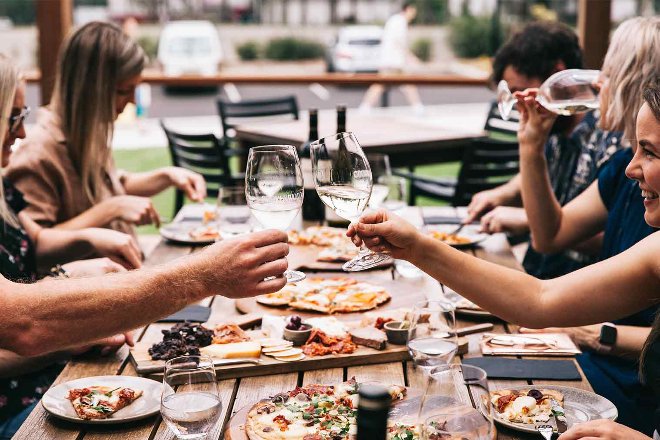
top-left (342, 252), bottom-right (393, 272)
top-left (285, 270), bottom-right (306, 283)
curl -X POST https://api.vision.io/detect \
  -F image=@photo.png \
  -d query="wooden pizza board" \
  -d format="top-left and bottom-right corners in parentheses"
top-left (287, 244), bottom-right (392, 272)
top-left (235, 269), bottom-right (440, 321)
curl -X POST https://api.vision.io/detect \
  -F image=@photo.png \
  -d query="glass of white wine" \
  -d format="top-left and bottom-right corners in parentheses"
top-left (497, 69), bottom-right (600, 121)
top-left (245, 145), bottom-right (305, 283)
top-left (408, 300), bottom-right (457, 373)
top-left (161, 355), bottom-right (222, 440)
top-left (310, 132), bottom-right (393, 272)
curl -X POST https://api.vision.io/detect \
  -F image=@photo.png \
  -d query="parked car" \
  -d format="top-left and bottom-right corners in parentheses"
top-left (157, 20), bottom-right (223, 77)
top-left (326, 25), bottom-right (383, 73)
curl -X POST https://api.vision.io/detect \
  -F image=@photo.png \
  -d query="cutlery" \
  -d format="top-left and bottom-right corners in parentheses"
top-left (447, 222), bottom-right (467, 237)
top-left (536, 424), bottom-right (554, 440)
top-left (551, 399), bottom-right (568, 433)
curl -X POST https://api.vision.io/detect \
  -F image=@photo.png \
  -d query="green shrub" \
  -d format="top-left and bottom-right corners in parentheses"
top-left (449, 14), bottom-right (503, 58)
top-left (137, 36), bottom-right (158, 61)
top-left (411, 38), bottom-right (432, 62)
top-left (264, 37), bottom-right (325, 61)
top-left (237, 41), bottom-right (261, 60)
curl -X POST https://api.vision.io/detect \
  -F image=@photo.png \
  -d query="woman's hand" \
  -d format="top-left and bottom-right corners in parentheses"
top-left (515, 88), bottom-right (557, 153)
top-left (61, 258), bottom-right (127, 278)
top-left (558, 419), bottom-right (651, 440)
top-left (106, 195), bottom-right (160, 227)
top-left (82, 228), bottom-right (142, 269)
top-left (69, 331), bottom-right (135, 357)
top-left (346, 210), bottom-right (423, 260)
top-left (519, 324), bottom-right (603, 352)
top-left (480, 206), bottom-right (529, 235)
top-left (165, 167), bottom-right (206, 202)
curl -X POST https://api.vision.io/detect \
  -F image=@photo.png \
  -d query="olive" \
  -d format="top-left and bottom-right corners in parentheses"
top-left (527, 389), bottom-right (544, 400)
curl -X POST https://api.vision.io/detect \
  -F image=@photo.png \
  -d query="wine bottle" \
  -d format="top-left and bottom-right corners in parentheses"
top-left (336, 104), bottom-right (347, 133)
top-left (356, 383), bottom-right (390, 440)
top-left (300, 109), bottom-right (325, 221)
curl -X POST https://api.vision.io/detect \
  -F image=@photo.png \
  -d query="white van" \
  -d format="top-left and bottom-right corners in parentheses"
top-left (157, 21), bottom-right (223, 76)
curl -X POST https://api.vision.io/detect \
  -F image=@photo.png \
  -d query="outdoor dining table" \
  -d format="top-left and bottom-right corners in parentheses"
top-left (14, 206), bottom-right (595, 440)
top-left (234, 103), bottom-right (490, 167)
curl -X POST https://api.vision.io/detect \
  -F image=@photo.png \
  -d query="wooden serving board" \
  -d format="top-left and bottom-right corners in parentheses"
top-left (287, 244), bottom-right (392, 272)
top-left (235, 269), bottom-right (441, 321)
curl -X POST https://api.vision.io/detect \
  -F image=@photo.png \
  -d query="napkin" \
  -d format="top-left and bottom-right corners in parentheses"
top-left (480, 333), bottom-right (581, 356)
top-left (463, 357), bottom-right (582, 380)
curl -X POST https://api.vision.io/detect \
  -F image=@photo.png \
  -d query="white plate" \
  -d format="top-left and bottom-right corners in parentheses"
top-left (490, 385), bottom-right (618, 434)
top-left (159, 220), bottom-right (219, 245)
top-left (42, 375), bottom-right (163, 425)
top-left (426, 224), bottom-right (488, 248)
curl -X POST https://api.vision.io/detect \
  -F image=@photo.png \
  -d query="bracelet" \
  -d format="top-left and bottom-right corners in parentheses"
top-left (49, 264), bottom-right (70, 279)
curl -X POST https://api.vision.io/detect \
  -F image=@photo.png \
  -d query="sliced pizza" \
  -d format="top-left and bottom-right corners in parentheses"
top-left (67, 386), bottom-right (143, 420)
top-left (490, 388), bottom-right (564, 424)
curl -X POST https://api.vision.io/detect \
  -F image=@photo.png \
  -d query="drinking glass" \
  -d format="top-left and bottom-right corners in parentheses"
top-left (367, 153), bottom-right (392, 209)
top-left (161, 355), bottom-right (222, 440)
top-left (408, 300), bottom-right (457, 372)
top-left (245, 145), bottom-right (305, 282)
top-left (216, 186), bottom-right (252, 236)
top-left (420, 364), bottom-right (495, 440)
top-left (497, 69), bottom-right (600, 120)
top-left (310, 132), bottom-right (393, 271)
top-left (378, 175), bottom-right (407, 212)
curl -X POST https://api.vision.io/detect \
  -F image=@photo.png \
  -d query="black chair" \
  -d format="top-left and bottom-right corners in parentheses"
top-left (216, 95), bottom-right (299, 142)
top-left (394, 101), bottom-right (520, 206)
top-left (161, 121), bottom-right (246, 216)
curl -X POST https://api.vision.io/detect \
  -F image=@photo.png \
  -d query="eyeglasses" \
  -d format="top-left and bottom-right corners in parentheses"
top-left (8, 106), bottom-right (30, 135)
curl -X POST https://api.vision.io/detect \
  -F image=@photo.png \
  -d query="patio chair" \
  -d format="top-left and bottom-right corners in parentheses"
top-left (161, 121), bottom-right (246, 216)
top-left (394, 101), bottom-right (520, 206)
top-left (216, 95), bottom-right (299, 143)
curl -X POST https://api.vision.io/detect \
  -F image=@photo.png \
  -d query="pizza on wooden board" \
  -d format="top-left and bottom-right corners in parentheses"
top-left (66, 386), bottom-right (143, 420)
top-left (244, 378), bottom-right (415, 440)
top-left (257, 278), bottom-right (391, 314)
top-left (289, 227), bottom-right (358, 262)
top-left (490, 388), bottom-right (564, 424)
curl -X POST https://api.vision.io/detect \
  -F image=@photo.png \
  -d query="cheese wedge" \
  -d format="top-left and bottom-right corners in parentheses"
top-left (200, 341), bottom-right (262, 359)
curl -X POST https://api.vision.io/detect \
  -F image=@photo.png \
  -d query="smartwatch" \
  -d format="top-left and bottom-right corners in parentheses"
top-left (599, 323), bottom-right (617, 346)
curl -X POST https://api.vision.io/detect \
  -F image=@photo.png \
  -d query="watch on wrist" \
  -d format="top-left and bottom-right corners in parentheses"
top-left (599, 322), bottom-right (617, 346)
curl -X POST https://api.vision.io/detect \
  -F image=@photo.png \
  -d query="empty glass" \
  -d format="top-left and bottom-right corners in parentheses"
top-left (161, 355), bottom-right (222, 440)
top-left (497, 69), bottom-right (600, 120)
top-left (408, 300), bottom-right (457, 372)
top-left (378, 175), bottom-right (407, 212)
top-left (367, 153), bottom-right (392, 209)
top-left (216, 186), bottom-right (252, 236)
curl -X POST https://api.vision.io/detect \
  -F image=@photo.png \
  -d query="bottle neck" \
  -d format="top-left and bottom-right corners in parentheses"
top-left (337, 107), bottom-right (346, 133)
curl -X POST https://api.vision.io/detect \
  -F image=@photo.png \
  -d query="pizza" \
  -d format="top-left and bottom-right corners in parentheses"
top-left (188, 225), bottom-right (220, 241)
top-left (289, 227), bottom-right (358, 262)
top-left (429, 231), bottom-right (471, 245)
top-left (490, 388), bottom-right (564, 424)
top-left (244, 378), bottom-right (415, 440)
top-left (257, 277), bottom-right (391, 314)
top-left (66, 386), bottom-right (143, 420)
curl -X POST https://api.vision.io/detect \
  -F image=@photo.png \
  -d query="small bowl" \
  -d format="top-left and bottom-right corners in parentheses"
top-left (384, 321), bottom-right (410, 345)
top-left (283, 324), bottom-right (312, 346)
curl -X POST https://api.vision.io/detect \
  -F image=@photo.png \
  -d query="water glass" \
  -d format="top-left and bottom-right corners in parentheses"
top-left (367, 153), bottom-right (392, 209)
top-left (161, 355), bottom-right (222, 439)
top-left (408, 300), bottom-right (457, 371)
top-left (216, 186), bottom-right (252, 236)
top-left (378, 175), bottom-right (407, 212)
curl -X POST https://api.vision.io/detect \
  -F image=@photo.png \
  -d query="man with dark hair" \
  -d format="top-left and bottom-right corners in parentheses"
top-left (465, 21), bottom-right (624, 280)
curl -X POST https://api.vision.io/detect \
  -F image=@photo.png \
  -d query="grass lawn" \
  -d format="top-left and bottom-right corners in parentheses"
top-left (112, 148), bottom-right (459, 235)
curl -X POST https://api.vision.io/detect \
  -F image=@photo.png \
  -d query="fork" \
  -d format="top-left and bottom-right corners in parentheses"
top-left (536, 424), bottom-right (554, 440)
top-left (447, 222), bottom-right (467, 237)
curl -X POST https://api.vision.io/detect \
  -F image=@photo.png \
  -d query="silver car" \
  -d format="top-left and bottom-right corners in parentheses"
top-left (326, 25), bottom-right (383, 73)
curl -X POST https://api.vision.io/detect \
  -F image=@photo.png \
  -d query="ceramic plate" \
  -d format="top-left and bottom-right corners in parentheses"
top-left (426, 224), bottom-right (488, 248)
top-left (42, 375), bottom-right (163, 425)
top-left (159, 220), bottom-right (219, 245)
top-left (490, 385), bottom-right (618, 433)
top-left (444, 291), bottom-right (495, 318)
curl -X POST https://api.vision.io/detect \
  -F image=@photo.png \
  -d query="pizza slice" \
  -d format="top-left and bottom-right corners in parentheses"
top-left (490, 388), bottom-right (564, 424)
top-left (67, 386), bottom-right (143, 420)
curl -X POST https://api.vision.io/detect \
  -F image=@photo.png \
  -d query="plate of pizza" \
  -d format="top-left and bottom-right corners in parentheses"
top-left (256, 277), bottom-right (391, 314)
top-left (229, 378), bottom-right (419, 440)
top-left (489, 385), bottom-right (617, 434)
top-left (160, 220), bottom-right (221, 245)
top-left (41, 375), bottom-right (163, 424)
top-left (427, 224), bottom-right (488, 248)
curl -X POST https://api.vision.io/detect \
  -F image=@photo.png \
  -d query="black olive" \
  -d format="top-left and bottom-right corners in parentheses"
top-left (527, 389), bottom-right (543, 400)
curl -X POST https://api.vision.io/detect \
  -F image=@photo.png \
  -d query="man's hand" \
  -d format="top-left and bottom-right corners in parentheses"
top-left (519, 324), bottom-right (603, 353)
top-left (83, 228), bottom-right (142, 269)
top-left (347, 210), bottom-right (422, 260)
top-left (558, 419), bottom-right (650, 440)
top-left (480, 206), bottom-right (529, 235)
top-left (515, 89), bottom-right (557, 152)
top-left (465, 189), bottom-right (504, 224)
top-left (166, 167), bottom-right (207, 202)
top-left (62, 258), bottom-right (127, 278)
top-left (189, 229), bottom-right (290, 298)
top-left (107, 195), bottom-right (161, 227)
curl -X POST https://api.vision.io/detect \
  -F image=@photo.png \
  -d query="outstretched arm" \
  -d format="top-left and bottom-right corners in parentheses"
top-left (121, 167), bottom-right (206, 202)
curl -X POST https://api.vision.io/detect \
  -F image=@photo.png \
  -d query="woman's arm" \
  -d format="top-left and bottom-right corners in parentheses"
top-left (121, 167), bottom-right (206, 201)
top-left (53, 196), bottom-right (160, 230)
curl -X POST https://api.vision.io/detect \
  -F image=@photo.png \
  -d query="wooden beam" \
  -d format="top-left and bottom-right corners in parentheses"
top-left (577, 0), bottom-right (611, 69)
top-left (36, 0), bottom-right (72, 105)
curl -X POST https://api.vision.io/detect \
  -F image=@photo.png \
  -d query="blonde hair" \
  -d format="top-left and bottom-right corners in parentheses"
top-left (601, 16), bottom-right (660, 141)
top-left (0, 54), bottom-right (20, 228)
top-left (51, 21), bottom-right (145, 204)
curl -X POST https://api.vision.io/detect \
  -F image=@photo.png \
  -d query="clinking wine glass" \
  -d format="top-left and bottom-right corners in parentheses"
top-left (245, 145), bottom-right (306, 283)
top-left (310, 132), bottom-right (393, 272)
top-left (497, 69), bottom-right (600, 121)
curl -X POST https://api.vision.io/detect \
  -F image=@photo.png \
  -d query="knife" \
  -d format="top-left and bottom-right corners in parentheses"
top-left (551, 399), bottom-right (568, 433)
top-left (140, 358), bottom-right (262, 375)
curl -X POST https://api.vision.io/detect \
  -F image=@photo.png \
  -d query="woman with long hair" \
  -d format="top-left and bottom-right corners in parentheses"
top-left (6, 21), bottom-right (206, 239)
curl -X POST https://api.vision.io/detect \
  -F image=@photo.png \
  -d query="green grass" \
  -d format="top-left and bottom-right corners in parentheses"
top-left (112, 148), bottom-right (461, 234)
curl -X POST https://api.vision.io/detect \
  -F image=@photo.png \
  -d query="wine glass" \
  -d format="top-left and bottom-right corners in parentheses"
top-left (245, 145), bottom-right (305, 283)
top-left (367, 153), bottom-right (392, 209)
top-left (420, 364), bottom-right (495, 440)
top-left (407, 300), bottom-right (457, 372)
top-left (497, 69), bottom-right (600, 120)
top-left (309, 132), bottom-right (393, 272)
top-left (216, 186), bottom-right (252, 236)
top-left (161, 355), bottom-right (222, 440)
top-left (379, 175), bottom-right (407, 212)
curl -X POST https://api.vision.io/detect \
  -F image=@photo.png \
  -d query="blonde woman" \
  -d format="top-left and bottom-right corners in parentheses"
top-left (6, 22), bottom-right (206, 240)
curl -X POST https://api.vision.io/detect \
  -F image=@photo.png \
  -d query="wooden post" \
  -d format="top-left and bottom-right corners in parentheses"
top-left (36, 0), bottom-right (72, 105)
top-left (577, 0), bottom-right (611, 69)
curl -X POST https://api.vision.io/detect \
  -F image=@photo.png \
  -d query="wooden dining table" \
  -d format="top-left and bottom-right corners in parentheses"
top-left (234, 104), bottom-right (490, 167)
top-left (14, 206), bottom-right (595, 440)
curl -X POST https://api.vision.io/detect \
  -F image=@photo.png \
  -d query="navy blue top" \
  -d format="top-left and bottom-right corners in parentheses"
top-left (576, 148), bottom-right (658, 435)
